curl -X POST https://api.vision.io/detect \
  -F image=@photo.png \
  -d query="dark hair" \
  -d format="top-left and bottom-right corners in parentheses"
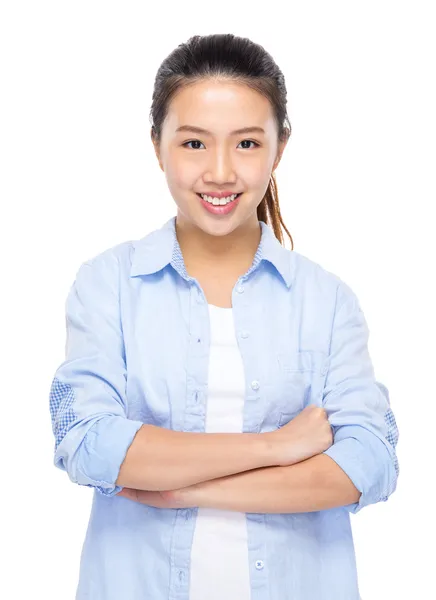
top-left (150, 33), bottom-right (293, 249)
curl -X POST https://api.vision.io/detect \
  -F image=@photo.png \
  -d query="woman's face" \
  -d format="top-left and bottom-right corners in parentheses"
top-left (153, 79), bottom-right (288, 238)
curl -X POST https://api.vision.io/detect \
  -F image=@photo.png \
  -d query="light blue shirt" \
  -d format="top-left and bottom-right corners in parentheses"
top-left (49, 215), bottom-right (399, 600)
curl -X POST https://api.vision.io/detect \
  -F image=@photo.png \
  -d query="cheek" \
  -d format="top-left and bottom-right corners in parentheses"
top-left (240, 156), bottom-right (272, 185)
top-left (164, 174), bottom-right (199, 211)
top-left (166, 156), bottom-right (199, 189)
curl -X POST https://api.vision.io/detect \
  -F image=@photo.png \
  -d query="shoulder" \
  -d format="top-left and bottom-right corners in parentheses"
top-left (290, 249), bottom-right (357, 308)
top-left (74, 239), bottom-right (137, 277)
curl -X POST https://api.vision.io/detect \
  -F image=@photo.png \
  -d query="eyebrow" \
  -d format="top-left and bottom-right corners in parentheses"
top-left (175, 125), bottom-right (266, 136)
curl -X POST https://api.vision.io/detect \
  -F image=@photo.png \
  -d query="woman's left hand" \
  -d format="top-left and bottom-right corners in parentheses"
top-left (116, 486), bottom-right (195, 509)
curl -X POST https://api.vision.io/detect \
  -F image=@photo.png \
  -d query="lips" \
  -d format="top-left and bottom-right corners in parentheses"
top-left (197, 192), bottom-right (242, 215)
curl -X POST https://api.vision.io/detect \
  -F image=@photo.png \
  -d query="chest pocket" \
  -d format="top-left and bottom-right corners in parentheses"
top-left (258, 350), bottom-right (330, 433)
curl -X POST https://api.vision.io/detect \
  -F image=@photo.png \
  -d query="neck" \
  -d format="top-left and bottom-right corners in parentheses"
top-left (175, 215), bottom-right (262, 274)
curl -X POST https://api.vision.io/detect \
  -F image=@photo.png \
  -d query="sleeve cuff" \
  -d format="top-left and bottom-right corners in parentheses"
top-left (322, 424), bottom-right (397, 514)
top-left (75, 416), bottom-right (144, 497)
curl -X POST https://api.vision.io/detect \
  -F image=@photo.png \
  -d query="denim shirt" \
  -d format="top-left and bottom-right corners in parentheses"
top-left (49, 215), bottom-right (399, 600)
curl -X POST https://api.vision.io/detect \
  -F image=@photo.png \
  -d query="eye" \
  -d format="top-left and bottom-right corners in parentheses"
top-left (238, 140), bottom-right (260, 149)
top-left (182, 140), bottom-right (205, 150)
top-left (182, 139), bottom-right (260, 150)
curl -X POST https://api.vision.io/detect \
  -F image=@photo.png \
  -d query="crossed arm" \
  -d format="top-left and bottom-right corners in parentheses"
top-left (177, 453), bottom-right (361, 514)
top-left (116, 423), bottom-right (361, 513)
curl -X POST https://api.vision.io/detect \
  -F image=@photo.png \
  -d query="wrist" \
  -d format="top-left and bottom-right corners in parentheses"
top-left (259, 432), bottom-right (279, 467)
top-left (178, 480), bottom-right (208, 508)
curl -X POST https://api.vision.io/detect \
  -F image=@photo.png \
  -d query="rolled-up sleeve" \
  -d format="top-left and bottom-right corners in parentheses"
top-left (49, 251), bottom-right (144, 497)
top-left (322, 281), bottom-right (400, 514)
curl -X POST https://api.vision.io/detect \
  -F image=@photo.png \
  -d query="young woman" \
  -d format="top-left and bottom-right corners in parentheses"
top-left (49, 33), bottom-right (399, 600)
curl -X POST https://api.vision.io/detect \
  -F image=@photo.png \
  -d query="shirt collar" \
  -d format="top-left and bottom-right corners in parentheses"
top-left (130, 215), bottom-right (295, 288)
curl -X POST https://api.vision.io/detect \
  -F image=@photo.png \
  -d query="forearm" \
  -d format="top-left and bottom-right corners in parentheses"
top-left (186, 453), bottom-right (361, 513)
top-left (116, 424), bottom-right (276, 492)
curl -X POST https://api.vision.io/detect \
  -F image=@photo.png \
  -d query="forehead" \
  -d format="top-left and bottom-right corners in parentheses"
top-left (165, 79), bottom-right (276, 134)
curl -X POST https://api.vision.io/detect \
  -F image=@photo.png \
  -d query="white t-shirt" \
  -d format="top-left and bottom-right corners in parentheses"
top-left (189, 303), bottom-right (251, 600)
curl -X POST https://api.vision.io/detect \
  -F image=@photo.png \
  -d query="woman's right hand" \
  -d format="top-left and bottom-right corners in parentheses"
top-left (270, 404), bottom-right (334, 467)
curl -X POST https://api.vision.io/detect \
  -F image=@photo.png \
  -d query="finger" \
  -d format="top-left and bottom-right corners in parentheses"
top-left (117, 487), bottom-right (137, 501)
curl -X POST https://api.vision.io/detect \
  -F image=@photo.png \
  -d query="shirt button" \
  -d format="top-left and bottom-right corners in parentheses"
top-left (241, 330), bottom-right (249, 339)
top-left (236, 284), bottom-right (244, 293)
top-left (251, 380), bottom-right (260, 390)
top-left (255, 560), bottom-right (264, 570)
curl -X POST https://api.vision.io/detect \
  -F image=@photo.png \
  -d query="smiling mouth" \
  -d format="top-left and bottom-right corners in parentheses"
top-left (196, 192), bottom-right (243, 205)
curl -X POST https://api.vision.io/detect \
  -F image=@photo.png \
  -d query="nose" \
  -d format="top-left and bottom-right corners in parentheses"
top-left (203, 147), bottom-right (237, 185)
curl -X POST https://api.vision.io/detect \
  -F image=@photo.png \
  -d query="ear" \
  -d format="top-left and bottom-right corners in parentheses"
top-left (151, 127), bottom-right (164, 172)
top-left (272, 131), bottom-right (290, 172)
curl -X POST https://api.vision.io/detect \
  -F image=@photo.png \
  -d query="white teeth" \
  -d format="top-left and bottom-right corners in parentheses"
top-left (200, 193), bottom-right (239, 205)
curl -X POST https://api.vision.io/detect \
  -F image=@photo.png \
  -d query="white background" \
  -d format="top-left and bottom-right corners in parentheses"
top-left (1, 1), bottom-right (434, 598)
